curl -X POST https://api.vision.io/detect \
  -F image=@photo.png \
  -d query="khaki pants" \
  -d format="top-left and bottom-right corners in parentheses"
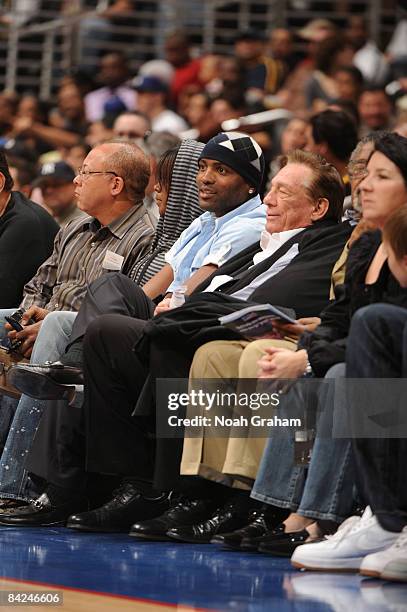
top-left (181, 337), bottom-right (297, 487)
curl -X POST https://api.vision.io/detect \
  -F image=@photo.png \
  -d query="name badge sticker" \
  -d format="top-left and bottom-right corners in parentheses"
top-left (102, 250), bottom-right (124, 271)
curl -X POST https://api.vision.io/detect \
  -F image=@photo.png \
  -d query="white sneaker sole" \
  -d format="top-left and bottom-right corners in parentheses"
top-left (359, 568), bottom-right (381, 578)
top-left (381, 561), bottom-right (407, 583)
top-left (291, 556), bottom-right (362, 572)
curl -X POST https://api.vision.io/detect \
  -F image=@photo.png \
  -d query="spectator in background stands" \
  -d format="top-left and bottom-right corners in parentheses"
top-left (184, 92), bottom-right (219, 143)
top-left (346, 15), bottom-right (388, 86)
top-left (77, 1), bottom-right (142, 74)
top-left (6, 156), bottom-right (37, 198)
top-left (358, 87), bottom-right (394, 136)
top-left (209, 93), bottom-right (245, 129)
top-left (132, 76), bottom-right (188, 136)
top-left (332, 65), bottom-right (364, 106)
top-left (206, 56), bottom-right (246, 100)
top-left (11, 93), bottom-right (85, 155)
top-left (280, 118), bottom-right (309, 154)
top-left (276, 19), bottom-right (337, 114)
top-left (164, 31), bottom-right (204, 108)
top-left (84, 52), bottom-right (136, 123)
top-left (234, 29), bottom-right (284, 103)
top-left (267, 117), bottom-right (309, 184)
top-left (35, 162), bottom-right (84, 227)
top-left (304, 35), bottom-right (354, 113)
top-left (10, 95), bottom-right (51, 157)
top-left (268, 28), bottom-right (299, 79)
top-left (209, 92), bottom-right (272, 155)
top-left (138, 59), bottom-right (175, 90)
top-left (85, 119), bottom-right (114, 148)
top-left (49, 84), bottom-right (89, 139)
top-left (63, 142), bottom-right (91, 174)
top-left (112, 111), bottom-right (151, 141)
top-left (0, 94), bottom-right (17, 141)
top-left (305, 109), bottom-right (358, 196)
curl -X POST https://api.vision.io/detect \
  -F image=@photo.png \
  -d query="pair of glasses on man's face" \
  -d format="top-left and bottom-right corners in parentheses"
top-left (347, 160), bottom-right (369, 180)
top-left (76, 168), bottom-right (119, 178)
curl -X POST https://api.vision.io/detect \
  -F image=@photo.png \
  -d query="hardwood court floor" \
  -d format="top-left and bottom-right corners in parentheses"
top-left (0, 526), bottom-right (405, 611)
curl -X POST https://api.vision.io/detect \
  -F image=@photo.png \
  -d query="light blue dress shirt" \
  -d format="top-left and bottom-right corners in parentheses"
top-left (165, 194), bottom-right (266, 292)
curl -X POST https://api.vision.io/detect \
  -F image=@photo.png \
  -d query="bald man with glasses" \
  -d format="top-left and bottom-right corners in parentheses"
top-left (6, 140), bottom-right (155, 359)
top-left (0, 140), bottom-right (155, 511)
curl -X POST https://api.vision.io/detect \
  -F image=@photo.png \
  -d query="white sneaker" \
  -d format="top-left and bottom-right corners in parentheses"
top-left (361, 526), bottom-right (407, 582)
top-left (291, 507), bottom-right (399, 572)
top-left (360, 525), bottom-right (407, 578)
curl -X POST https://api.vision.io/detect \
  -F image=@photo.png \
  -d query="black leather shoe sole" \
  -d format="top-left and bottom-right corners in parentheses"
top-left (9, 368), bottom-right (77, 401)
top-left (0, 516), bottom-right (66, 527)
top-left (129, 530), bottom-right (171, 541)
top-left (65, 520), bottom-right (130, 533)
top-left (0, 504), bottom-right (85, 527)
top-left (166, 530), bottom-right (205, 544)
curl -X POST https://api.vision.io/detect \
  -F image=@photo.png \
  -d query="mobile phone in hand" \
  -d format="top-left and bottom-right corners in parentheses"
top-left (4, 316), bottom-right (24, 333)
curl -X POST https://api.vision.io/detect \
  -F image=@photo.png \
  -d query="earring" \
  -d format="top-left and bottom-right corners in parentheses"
top-left (249, 188), bottom-right (255, 194)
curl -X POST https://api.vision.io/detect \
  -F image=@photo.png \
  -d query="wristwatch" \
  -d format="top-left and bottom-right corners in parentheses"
top-left (303, 359), bottom-right (313, 377)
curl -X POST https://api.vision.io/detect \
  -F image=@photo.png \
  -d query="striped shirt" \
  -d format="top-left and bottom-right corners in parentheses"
top-left (21, 203), bottom-right (155, 312)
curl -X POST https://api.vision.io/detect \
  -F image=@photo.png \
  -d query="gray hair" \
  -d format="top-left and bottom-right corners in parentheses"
top-left (144, 131), bottom-right (181, 160)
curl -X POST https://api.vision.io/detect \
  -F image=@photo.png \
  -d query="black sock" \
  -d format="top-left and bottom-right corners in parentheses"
top-left (120, 477), bottom-right (163, 498)
top-left (261, 503), bottom-right (290, 523)
top-left (175, 476), bottom-right (233, 503)
top-left (45, 483), bottom-right (81, 505)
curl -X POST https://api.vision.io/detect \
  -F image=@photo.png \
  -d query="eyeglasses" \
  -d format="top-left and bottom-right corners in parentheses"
top-left (115, 130), bottom-right (152, 141)
top-left (347, 160), bottom-right (369, 180)
top-left (77, 167), bottom-right (120, 179)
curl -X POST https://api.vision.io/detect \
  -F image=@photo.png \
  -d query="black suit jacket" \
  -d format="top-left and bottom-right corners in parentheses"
top-left (138, 219), bottom-right (352, 356)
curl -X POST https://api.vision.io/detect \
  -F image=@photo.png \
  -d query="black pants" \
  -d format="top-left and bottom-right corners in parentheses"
top-left (28, 275), bottom-right (156, 490)
top-left (346, 304), bottom-right (407, 532)
top-left (68, 272), bottom-right (155, 345)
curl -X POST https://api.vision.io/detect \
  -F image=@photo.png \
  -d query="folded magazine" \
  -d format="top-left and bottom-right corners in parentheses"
top-left (219, 304), bottom-right (296, 339)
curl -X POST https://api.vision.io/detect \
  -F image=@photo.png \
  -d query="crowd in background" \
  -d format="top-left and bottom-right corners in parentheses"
top-left (0, 11), bottom-right (406, 223)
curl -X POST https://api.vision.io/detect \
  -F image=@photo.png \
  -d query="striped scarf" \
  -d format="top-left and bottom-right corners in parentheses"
top-left (129, 139), bottom-right (204, 284)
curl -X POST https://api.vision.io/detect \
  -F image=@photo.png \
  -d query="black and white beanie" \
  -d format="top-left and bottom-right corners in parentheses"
top-left (199, 131), bottom-right (265, 192)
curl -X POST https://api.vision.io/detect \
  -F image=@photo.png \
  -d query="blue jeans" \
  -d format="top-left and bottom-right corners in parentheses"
top-left (0, 311), bottom-right (77, 501)
top-left (251, 363), bottom-right (355, 523)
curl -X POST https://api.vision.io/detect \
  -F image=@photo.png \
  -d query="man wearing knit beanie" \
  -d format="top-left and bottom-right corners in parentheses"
top-left (160, 131), bottom-right (266, 295)
top-left (198, 131), bottom-right (265, 195)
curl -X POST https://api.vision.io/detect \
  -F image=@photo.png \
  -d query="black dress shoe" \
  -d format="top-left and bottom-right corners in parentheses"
top-left (0, 499), bottom-right (29, 514)
top-left (0, 493), bottom-right (86, 526)
top-left (9, 362), bottom-right (83, 401)
top-left (166, 499), bottom-right (252, 544)
top-left (258, 529), bottom-right (322, 557)
top-left (66, 482), bottom-right (169, 533)
top-left (240, 522), bottom-right (287, 552)
top-left (130, 495), bottom-right (220, 541)
top-left (211, 505), bottom-right (285, 549)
